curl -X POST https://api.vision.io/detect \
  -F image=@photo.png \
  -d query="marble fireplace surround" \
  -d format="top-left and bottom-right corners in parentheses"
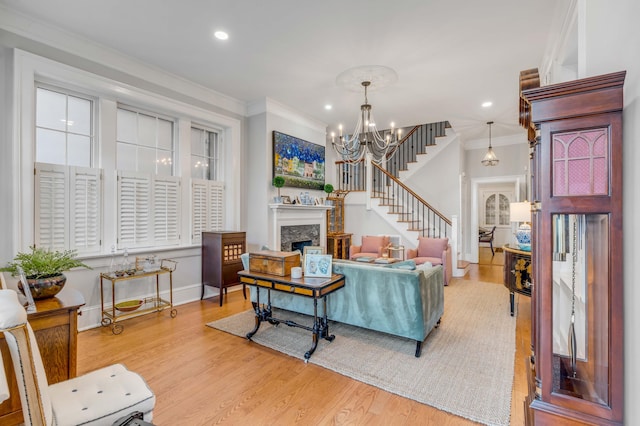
top-left (268, 204), bottom-right (332, 252)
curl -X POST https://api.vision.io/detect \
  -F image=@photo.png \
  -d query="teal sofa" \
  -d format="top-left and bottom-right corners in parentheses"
top-left (241, 256), bottom-right (445, 357)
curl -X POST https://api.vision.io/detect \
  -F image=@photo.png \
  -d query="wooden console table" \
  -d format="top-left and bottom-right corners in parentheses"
top-left (238, 270), bottom-right (345, 362)
top-left (502, 244), bottom-right (532, 316)
top-left (0, 288), bottom-right (85, 425)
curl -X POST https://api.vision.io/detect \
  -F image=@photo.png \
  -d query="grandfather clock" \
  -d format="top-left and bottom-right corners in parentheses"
top-left (522, 71), bottom-right (625, 425)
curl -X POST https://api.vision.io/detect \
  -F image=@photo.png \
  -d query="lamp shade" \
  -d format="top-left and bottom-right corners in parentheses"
top-left (509, 202), bottom-right (530, 223)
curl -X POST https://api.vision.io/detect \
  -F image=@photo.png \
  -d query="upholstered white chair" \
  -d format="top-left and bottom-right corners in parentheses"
top-left (0, 289), bottom-right (155, 426)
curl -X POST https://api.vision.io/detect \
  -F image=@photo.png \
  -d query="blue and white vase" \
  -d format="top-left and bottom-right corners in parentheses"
top-left (516, 223), bottom-right (532, 251)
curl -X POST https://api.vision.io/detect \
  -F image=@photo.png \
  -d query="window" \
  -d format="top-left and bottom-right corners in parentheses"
top-left (36, 87), bottom-right (94, 167)
top-left (115, 107), bottom-right (180, 249)
top-left (483, 193), bottom-right (511, 226)
top-left (116, 107), bottom-right (174, 176)
top-left (190, 126), bottom-right (224, 244)
top-left (34, 87), bottom-right (101, 254)
top-left (191, 127), bottom-right (220, 180)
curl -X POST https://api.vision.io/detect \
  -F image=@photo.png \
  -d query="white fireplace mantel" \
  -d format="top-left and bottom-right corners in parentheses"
top-left (269, 203), bottom-right (333, 251)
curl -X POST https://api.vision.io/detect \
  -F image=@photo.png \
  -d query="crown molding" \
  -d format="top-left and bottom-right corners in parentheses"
top-left (0, 5), bottom-right (247, 117)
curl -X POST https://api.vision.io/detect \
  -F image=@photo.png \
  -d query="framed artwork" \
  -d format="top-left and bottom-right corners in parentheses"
top-left (273, 130), bottom-right (325, 190)
top-left (281, 195), bottom-right (291, 204)
top-left (304, 254), bottom-right (332, 278)
top-left (303, 245), bottom-right (324, 257)
top-left (303, 245), bottom-right (324, 272)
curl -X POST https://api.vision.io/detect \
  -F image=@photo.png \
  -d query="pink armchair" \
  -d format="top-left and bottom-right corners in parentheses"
top-left (407, 236), bottom-right (452, 285)
top-left (350, 235), bottom-right (390, 260)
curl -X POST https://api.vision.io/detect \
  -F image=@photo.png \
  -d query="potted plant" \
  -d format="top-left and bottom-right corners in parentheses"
top-left (323, 183), bottom-right (334, 205)
top-left (1, 245), bottom-right (91, 299)
top-left (273, 176), bottom-right (285, 203)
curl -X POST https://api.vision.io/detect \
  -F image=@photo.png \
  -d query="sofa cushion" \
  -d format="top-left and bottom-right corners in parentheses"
top-left (417, 237), bottom-right (448, 258)
top-left (386, 259), bottom-right (417, 270)
top-left (352, 253), bottom-right (376, 261)
top-left (360, 235), bottom-right (388, 253)
top-left (412, 256), bottom-right (442, 266)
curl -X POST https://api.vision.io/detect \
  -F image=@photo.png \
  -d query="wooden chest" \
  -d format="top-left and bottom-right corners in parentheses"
top-left (249, 250), bottom-right (300, 276)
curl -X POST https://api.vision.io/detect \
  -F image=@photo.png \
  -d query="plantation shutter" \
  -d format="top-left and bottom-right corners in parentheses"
top-left (35, 163), bottom-right (68, 250)
top-left (35, 163), bottom-right (102, 254)
top-left (191, 179), bottom-right (224, 244)
top-left (118, 171), bottom-right (151, 248)
top-left (153, 176), bottom-right (181, 246)
top-left (208, 181), bottom-right (224, 230)
top-left (191, 180), bottom-right (207, 244)
top-left (70, 166), bottom-right (102, 253)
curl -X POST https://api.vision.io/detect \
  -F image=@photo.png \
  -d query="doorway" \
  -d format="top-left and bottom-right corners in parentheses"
top-left (469, 175), bottom-right (526, 264)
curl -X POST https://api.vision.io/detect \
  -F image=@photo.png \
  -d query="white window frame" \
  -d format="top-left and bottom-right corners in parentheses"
top-left (116, 106), bottom-right (176, 176)
top-left (35, 84), bottom-right (96, 168)
top-left (11, 49), bottom-right (242, 257)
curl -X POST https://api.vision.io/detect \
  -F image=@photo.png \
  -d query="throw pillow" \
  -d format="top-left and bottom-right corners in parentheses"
top-left (416, 262), bottom-right (433, 273)
top-left (417, 237), bottom-right (448, 257)
top-left (360, 235), bottom-right (387, 253)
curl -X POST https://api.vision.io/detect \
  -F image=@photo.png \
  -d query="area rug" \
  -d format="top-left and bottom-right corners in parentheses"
top-left (207, 279), bottom-right (516, 426)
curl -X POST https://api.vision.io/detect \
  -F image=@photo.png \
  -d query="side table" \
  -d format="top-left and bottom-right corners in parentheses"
top-left (502, 244), bottom-right (532, 316)
top-left (387, 245), bottom-right (405, 260)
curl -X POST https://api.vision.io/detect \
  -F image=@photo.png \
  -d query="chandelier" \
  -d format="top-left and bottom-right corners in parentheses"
top-left (331, 80), bottom-right (402, 165)
top-left (481, 120), bottom-right (499, 166)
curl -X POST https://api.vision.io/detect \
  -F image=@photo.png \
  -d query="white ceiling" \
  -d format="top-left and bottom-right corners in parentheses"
top-left (0, 0), bottom-right (569, 144)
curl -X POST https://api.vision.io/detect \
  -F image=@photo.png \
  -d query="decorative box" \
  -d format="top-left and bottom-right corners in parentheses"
top-left (249, 250), bottom-right (300, 276)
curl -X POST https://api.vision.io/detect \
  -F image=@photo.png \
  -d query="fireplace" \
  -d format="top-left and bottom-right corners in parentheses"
top-left (268, 204), bottom-right (332, 252)
top-left (291, 239), bottom-right (313, 252)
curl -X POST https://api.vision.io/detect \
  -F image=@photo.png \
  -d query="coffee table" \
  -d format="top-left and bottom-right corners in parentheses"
top-left (237, 270), bottom-right (345, 361)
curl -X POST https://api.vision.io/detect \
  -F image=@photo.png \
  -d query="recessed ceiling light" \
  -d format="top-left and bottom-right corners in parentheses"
top-left (214, 31), bottom-right (229, 40)
top-left (325, 104), bottom-right (332, 110)
top-left (482, 101), bottom-right (493, 108)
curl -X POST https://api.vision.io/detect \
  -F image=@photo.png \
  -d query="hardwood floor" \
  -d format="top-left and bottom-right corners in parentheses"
top-left (77, 248), bottom-right (531, 425)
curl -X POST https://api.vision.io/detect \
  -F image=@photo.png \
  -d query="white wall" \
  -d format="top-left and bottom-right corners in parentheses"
top-left (245, 99), bottom-right (327, 251)
top-left (405, 137), bottom-right (461, 219)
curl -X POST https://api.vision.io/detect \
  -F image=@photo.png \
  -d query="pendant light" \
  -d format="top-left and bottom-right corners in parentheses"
top-left (481, 121), bottom-right (499, 166)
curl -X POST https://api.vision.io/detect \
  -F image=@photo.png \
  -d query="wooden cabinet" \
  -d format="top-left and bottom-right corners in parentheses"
top-left (0, 288), bottom-right (85, 425)
top-left (202, 231), bottom-right (246, 306)
top-left (522, 71), bottom-right (625, 425)
top-left (502, 244), bottom-right (532, 317)
top-left (327, 233), bottom-right (351, 260)
top-left (326, 191), bottom-right (347, 235)
top-left (326, 191), bottom-right (350, 259)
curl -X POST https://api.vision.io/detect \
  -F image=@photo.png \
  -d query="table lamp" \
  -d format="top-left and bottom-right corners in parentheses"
top-left (510, 201), bottom-right (531, 251)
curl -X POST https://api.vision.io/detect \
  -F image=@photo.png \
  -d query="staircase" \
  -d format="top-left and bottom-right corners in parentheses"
top-left (386, 121), bottom-right (451, 179)
top-left (370, 164), bottom-right (450, 238)
top-left (334, 120), bottom-right (468, 277)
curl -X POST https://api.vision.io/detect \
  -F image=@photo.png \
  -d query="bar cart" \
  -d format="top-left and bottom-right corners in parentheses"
top-left (100, 259), bottom-right (178, 334)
